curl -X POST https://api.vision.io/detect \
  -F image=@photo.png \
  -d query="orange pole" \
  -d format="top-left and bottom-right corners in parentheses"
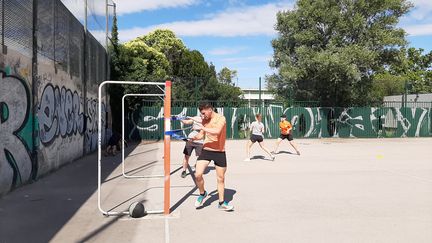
top-left (163, 80), bottom-right (171, 215)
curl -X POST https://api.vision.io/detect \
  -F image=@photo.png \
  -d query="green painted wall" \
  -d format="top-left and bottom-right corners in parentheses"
top-left (128, 106), bottom-right (432, 140)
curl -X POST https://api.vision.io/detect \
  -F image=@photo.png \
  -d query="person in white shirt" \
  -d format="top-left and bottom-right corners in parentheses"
top-left (180, 115), bottom-right (204, 178)
top-left (245, 113), bottom-right (275, 161)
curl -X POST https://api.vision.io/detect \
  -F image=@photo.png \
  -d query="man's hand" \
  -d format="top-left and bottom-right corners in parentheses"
top-left (194, 122), bottom-right (204, 130)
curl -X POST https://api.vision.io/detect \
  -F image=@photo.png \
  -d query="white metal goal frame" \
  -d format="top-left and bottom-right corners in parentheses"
top-left (121, 93), bottom-right (165, 179)
top-left (98, 80), bottom-right (172, 216)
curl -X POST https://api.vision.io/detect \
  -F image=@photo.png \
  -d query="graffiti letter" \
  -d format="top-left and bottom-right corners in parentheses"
top-left (0, 75), bottom-right (33, 193)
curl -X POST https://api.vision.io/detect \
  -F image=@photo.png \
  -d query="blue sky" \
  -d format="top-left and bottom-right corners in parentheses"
top-left (62, 0), bottom-right (432, 89)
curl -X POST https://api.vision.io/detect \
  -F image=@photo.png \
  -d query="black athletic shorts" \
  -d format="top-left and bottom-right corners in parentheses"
top-left (250, 134), bottom-right (264, 143)
top-left (280, 133), bottom-right (293, 141)
top-left (183, 143), bottom-right (203, 156)
top-left (197, 150), bottom-right (227, 167)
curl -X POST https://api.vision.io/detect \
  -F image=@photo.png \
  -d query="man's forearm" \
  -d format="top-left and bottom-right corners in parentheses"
top-left (181, 119), bottom-right (193, 125)
top-left (202, 126), bottom-right (223, 135)
top-left (192, 130), bottom-right (205, 140)
top-left (192, 134), bottom-right (204, 140)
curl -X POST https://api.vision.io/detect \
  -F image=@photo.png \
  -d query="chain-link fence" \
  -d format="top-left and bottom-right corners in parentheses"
top-left (1, 0), bottom-right (108, 83)
top-left (2, 0), bottom-right (33, 55)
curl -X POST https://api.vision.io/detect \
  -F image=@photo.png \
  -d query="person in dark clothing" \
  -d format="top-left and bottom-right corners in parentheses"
top-left (105, 131), bottom-right (124, 156)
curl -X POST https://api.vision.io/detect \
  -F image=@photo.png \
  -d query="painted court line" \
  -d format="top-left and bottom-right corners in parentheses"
top-left (165, 217), bottom-right (170, 243)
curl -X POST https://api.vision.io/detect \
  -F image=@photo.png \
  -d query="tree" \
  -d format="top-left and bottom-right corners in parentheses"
top-left (269, 0), bottom-right (412, 107)
top-left (203, 63), bottom-right (242, 103)
top-left (172, 50), bottom-right (211, 101)
top-left (173, 51), bottom-right (242, 103)
top-left (139, 29), bottom-right (187, 76)
top-left (122, 39), bottom-right (170, 81)
top-left (120, 39), bottom-right (170, 101)
top-left (369, 47), bottom-right (432, 104)
top-left (108, 13), bottom-right (124, 132)
top-left (392, 47), bottom-right (432, 94)
top-left (110, 29), bottom-right (243, 112)
top-left (370, 72), bottom-right (405, 105)
top-left (217, 67), bottom-right (237, 86)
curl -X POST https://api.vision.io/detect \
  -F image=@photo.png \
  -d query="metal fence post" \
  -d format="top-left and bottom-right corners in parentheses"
top-left (31, 0), bottom-right (39, 179)
top-left (82, 1), bottom-right (88, 155)
top-left (259, 77), bottom-right (262, 113)
top-left (1, 0), bottom-right (5, 54)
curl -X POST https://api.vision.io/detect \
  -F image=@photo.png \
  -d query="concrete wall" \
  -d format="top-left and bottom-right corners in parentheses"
top-left (0, 44), bottom-right (108, 196)
top-left (1, 48), bottom-right (35, 194)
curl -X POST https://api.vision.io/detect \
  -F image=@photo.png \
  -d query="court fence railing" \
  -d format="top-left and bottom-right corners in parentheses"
top-left (123, 100), bottom-right (432, 140)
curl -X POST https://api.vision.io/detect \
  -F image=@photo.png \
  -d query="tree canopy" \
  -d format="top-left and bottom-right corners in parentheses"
top-left (217, 67), bottom-right (238, 86)
top-left (268, 0), bottom-right (414, 107)
top-left (109, 28), bottom-right (243, 115)
top-left (369, 47), bottom-right (432, 104)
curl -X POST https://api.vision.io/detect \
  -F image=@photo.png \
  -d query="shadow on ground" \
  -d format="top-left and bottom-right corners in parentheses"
top-left (197, 188), bottom-right (236, 209)
top-left (274, 150), bottom-right (296, 155)
top-left (0, 142), bottom-right (153, 243)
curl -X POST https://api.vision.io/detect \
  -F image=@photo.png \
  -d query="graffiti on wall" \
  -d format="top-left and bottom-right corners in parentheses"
top-left (127, 105), bottom-right (432, 139)
top-left (37, 83), bottom-right (106, 152)
top-left (84, 97), bottom-right (106, 153)
top-left (0, 72), bottom-right (35, 193)
top-left (38, 84), bottom-right (85, 144)
top-left (0, 70), bottom-right (107, 196)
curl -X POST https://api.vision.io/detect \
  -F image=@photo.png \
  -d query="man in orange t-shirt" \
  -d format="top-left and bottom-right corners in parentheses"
top-left (273, 114), bottom-right (300, 155)
top-left (190, 102), bottom-right (234, 211)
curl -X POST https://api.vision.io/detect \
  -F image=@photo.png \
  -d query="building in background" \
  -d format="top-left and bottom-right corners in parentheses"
top-left (384, 93), bottom-right (432, 108)
top-left (241, 88), bottom-right (275, 107)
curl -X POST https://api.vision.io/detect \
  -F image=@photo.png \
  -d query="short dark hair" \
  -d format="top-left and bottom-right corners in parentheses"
top-left (280, 114), bottom-right (287, 118)
top-left (199, 102), bottom-right (213, 111)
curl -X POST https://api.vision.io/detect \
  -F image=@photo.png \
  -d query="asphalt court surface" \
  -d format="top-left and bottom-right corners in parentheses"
top-left (1, 138), bottom-right (431, 243)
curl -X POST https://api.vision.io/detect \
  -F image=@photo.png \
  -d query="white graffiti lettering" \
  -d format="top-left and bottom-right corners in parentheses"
top-left (38, 84), bottom-right (84, 144)
top-left (0, 74), bottom-right (33, 194)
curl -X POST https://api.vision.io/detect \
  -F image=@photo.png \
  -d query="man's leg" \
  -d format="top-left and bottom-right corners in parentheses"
top-left (181, 154), bottom-right (190, 178)
top-left (215, 165), bottom-right (227, 202)
top-left (194, 159), bottom-right (210, 208)
top-left (194, 160), bottom-right (210, 194)
top-left (215, 164), bottom-right (234, 211)
top-left (245, 140), bottom-right (253, 161)
top-left (106, 145), bottom-right (114, 156)
top-left (258, 141), bottom-right (274, 160)
top-left (104, 146), bottom-right (111, 156)
top-left (273, 138), bottom-right (283, 153)
top-left (182, 144), bottom-right (193, 177)
top-left (289, 140), bottom-right (300, 155)
top-left (117, 140), bottom-right (122, 151)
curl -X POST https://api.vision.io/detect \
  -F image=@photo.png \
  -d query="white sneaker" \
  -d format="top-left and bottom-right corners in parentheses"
top-left (244, 158), bottom-right (251, 161)
top-left (195, 191), bottom-right (208, 208)
top-left (218, 201), bottom-right (234, 211)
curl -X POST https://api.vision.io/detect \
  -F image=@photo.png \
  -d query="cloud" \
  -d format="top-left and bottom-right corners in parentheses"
top-left (118, 2), bottom-right (294, 41)
top-left (61, 0), bottom-right (86, 20)
top-left (408, 0), bottom-right (432, 21)
top-left (208, 47), bottom-right (248, 55)
top-left (88, 30), bottom-right (106, 45)
top-left (115, 0), bottom-right (199, 15)
top-left (404, 24), bottom-right (432, 36)
top-left (61, 0), bottom-right (199, 19)
top-left (228, 0), bottom-right (247, 6)
top-left (221, 55), bottom-right (272, 65)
